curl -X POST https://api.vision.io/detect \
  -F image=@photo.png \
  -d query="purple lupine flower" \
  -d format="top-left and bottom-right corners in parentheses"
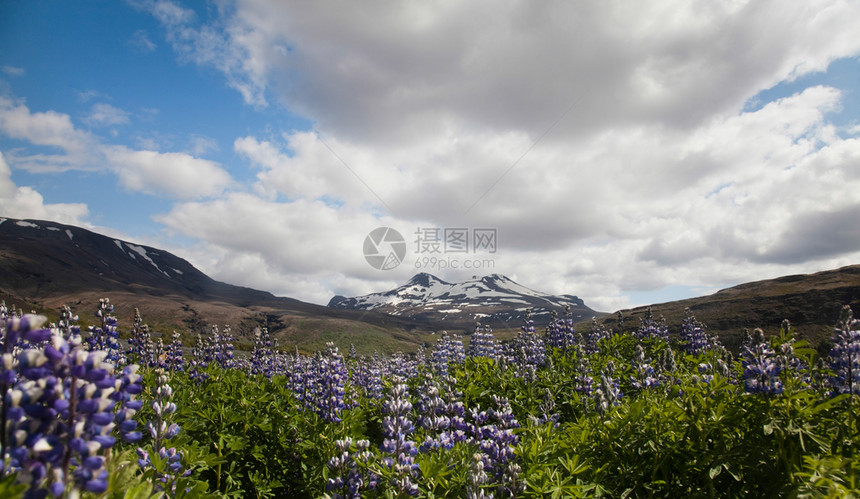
top-left (528, 388), bottom-right (560, 427)
top-left (137, 368), bottom-right (186, 496)
top-left (466, 452), bottom-right (491, 499)
top-left (325, 437), bottom-right (378, 498)
top-left (4, 324), bottom-right (141, 496)
top-left (634, 307), bottom-right (669, 342)
top-left (680, 308), bottom-right (711, 355)
top-left (249, 328), bottom-right (275, 378)
top-left (468, 324), bottom-right (498, 360)
top-left (188, 333), bottom-right (212, 382)
top-left (415, 373), bottom-right (454, 452)
top-left (126, 308), bottom-right (154, 367)
top-left (584, 317), bottom-right (609, 354)
top-left (165, 331), bottom-right (183, 373)
top-left (593, 363), bottom-right (622, 414)
top-left (431, 332), bottom-right (465, 378)
top-left (85, 298), bottom-right (125, 366)
top-left (307, 343), bottom-right (348, 423)
top-left (471, 395), bottom-right (522, 496)
top-left (829, 305), bottom-right (860, 396)
top-left (387, 351), bottom-right (420, 380)
top-left (741, 328), bottom-right (783, 395)
top-left (631, 344), bottom-right (660, 390)
top-left (349, 354), bottom-right (384, 401)
top-left (380, 376), bottom-right (419, 496)
top-left (503, 310), bottom-right (546, 379)
top-left (211, 325), bottom-right (235, 369)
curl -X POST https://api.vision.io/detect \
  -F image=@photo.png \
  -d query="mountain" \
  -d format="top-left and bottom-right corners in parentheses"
top-left (600, 265), bottom-right (860, 351)
top-left (0, 217), bottom-right (434, 354)
top-left (329, 272), bottom-right (600, 328)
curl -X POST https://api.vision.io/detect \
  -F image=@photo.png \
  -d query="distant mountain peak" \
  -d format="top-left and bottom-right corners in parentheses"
top-left (329, 273), bottom-right (597, 328)
top-left (406, 272), bottom-right (449, 287)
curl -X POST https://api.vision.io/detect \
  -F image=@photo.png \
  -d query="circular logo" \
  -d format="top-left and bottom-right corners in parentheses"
top-left (363, 227), bottom-right (406, 270)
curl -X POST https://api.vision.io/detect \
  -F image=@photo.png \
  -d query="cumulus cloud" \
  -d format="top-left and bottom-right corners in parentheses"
top-left (105, 146), bottom-right (232, 199)
top-left (0, 96), bottom-right (94, 168)
top-left (185, 0), bottom-right (860, 144)
top-left (0, 98), bottom-right (234, 201)
top-left (0, 152), bottom-right (89, 224)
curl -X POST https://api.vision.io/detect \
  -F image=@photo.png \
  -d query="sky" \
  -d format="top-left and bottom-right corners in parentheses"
top-left (2, 0), bottom-right (860, 313)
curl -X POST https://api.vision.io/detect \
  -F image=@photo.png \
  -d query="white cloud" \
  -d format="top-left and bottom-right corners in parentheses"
top-left (0, 98), bottom-right (233, 201)
top-left (130, 29), bottom-right (157, 52)
top-left (181, 0), bottom-right (860, 144)
top-left (105, 146), bottom-right (232, 199)
top-left (84, 103), bottom-right (131, 128)
top-left (0, 96), bottom-right (94, 167)
top-left (188, 134), bottom-right (219, 156)
top-left (0, 152), bottom-right (89, 224)
top-left (1, 66), bottom-right (25, 77)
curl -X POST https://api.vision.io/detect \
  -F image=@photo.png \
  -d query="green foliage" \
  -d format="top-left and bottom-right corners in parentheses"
top-left (12, 325), bottom-right (854, 497)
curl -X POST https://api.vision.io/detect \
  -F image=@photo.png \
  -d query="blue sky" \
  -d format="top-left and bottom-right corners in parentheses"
top-left (2, 1), bottom-right (860, 312)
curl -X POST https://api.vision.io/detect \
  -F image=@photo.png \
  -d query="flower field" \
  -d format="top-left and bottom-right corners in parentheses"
top-left (1, 300), bottom-right (858, 498)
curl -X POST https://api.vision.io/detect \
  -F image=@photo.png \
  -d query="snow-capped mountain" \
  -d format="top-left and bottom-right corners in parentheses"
top-left (328, 273), bottom-right (600, 328)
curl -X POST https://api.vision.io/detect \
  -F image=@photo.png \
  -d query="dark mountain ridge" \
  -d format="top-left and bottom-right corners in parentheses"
top-left (0, 217), bottom-right (433, 353)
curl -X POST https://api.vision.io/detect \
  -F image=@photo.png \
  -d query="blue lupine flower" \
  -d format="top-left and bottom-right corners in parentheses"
top-left (635, 307), bottom-right (669, 342)
top-left (741, 329), bottom-right (783, 395)
top-left (3, 318), bottom-right (141, 497)
top-left (468, 324), bottom-right (498, 360)
top-left (326, 437), bottom-right (377, 498)
top-left (86, 298), bottom-right (125, 366)
top-left (680, 308), bottom-right (711, 355)
top-left (829, 305), bottom-right (860, 396)
top-left (305, 343), bottom-right (348, 423)
top-left (137, 368), bottom-right (187, 496)
top-left (380, 376), bottom-right (419, 496)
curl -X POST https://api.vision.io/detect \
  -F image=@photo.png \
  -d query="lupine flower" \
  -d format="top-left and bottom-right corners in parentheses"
top-left (680, 308), bottom-right (711, 355)
top-left (211, 325), bottom-right (235, 369)
top-left (325, 437), bottom-right (377, 498)
top-left (86, 298), bottom-right (125, 366)
top-left (3, 321), bottom-right (141, 496)
top-left (741, 328), bottom-right (783, 395)
top-left (188, 333), bottom-right (214, 382)
top-left (546, 306), bottom-right (580, 352)
top-left (466, 452), bottom-right (491, 499)
top-left (137, 368), bottom-right (186, 496)
top-left (165, 331), bottom-right (184, 373)
top-left (471, 395), bottom-right (522, 496)
top-left (415, 373), bottom-right (454, 452)
top-left (634, 307), bottom-right (669, 342)
top-left (126, 308), bottom-right (154, 367)
top-left (379, 376), bottom-right (419, 496)
top-left (306, 343), bottom-right (348, 423)
top-left (583, 317), bottom-right (611, 355)
top-left (249, 328), bottom-right (276, 378)
top-left (829, 305), bottom-right (860, 396)
top-left (631, 344), bottom-right (660, 390)
top-left (528, 388), bottom-right (560, 427)
top-left (593, 363), bottom-right (622, 414)
top-left (431, 332), bottom-right (465, 378)
top-left (468, 324), bottom-right (498, 360)
top-left (55, 306), bottom-right (81, 342)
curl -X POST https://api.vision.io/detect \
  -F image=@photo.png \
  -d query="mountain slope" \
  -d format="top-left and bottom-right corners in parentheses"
top-left (600, 265), bottom-right (860, 351)
top-left (329, 272), bottom-right (601, 328)
top-left (0, 217), bottom-right (433, 353)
